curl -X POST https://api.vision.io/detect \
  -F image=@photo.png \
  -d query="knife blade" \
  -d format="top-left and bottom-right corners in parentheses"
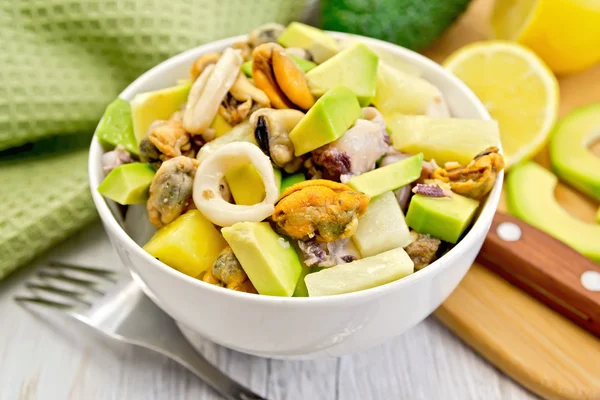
top-left (476, 211), bottom-right (600, 337)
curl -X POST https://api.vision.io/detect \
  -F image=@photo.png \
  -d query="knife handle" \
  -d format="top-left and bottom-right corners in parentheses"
top-left (476, 211), bottom-right (600, 337)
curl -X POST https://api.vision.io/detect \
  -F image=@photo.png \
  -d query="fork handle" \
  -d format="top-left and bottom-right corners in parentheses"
top-left (116, 293), bottom-right (266, 400)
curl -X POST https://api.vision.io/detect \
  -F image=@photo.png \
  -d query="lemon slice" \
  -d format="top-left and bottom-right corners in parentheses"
top-left (443, 41), bottom-right (559, 169)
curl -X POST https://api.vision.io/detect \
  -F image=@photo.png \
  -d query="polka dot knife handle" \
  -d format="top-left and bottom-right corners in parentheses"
top-left (477, 211), bottom-right (600, 337)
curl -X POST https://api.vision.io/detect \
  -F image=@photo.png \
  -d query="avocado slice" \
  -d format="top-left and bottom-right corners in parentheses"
top-left (96, 98), bottom-right (139, 155)
top-left (507, 162), bottom-right (600, 263)
top-left (289, 86), bottom-right (361, 156)
top-left (277, 22), bottom-right (339, 64)
top-left (144, 210), bottom-right (227, 278)
top-left (225, 164), bottom-right (281, 205)
top-left (550, 103), bottom-right (600, 201)
top-left (306, 42), bottom-right (379, 106)
top-left (242, 56), bottom-right (317, 78)
top-left (222, 222), bottom-right (303, 296)
top-left (97, 162), bottom-right (155, 205)
top-left (352, 191), bottom-right (412, 257)
top-left (280, 173), bottom-right (306, 194)
top-left (130, 81), bottom-right (192, 143)
top-left (305, 247), bottom-right (414, 296)
top-left (386, 114), bottom-right (500, 165)
top-left (348, 153), bottom-right (423, 197)
top-left (406, 192), bottom-right (480, 244)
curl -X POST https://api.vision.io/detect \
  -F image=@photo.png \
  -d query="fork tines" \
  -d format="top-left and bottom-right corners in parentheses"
top-left (14, 261), bottom-right (119, 310)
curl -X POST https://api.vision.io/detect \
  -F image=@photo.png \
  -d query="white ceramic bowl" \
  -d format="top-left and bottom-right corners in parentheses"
top-left (89, 32), bottom-right (503, 360)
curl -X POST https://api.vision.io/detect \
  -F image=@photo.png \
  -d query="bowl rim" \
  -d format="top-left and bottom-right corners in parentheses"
top-left (89, 31), bottom-right (503, 306)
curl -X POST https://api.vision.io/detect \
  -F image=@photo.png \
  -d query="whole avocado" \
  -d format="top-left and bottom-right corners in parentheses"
top-left (320, 0), bottom-right (472, 51)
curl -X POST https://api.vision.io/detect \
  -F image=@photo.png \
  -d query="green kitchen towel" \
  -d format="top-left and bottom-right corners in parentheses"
top-left (0, 0), bottom-right (316, 279)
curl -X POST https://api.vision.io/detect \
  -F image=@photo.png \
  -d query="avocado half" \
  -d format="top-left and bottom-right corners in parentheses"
top-left (506, 162), bottom-right (600, 263)
top-left (550, 103), bottom-right (600, 201)
top-left (320, 0), bottom-right (472, 51)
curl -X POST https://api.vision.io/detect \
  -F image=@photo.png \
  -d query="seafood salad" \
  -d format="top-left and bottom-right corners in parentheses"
top-left (96, 22), bottom-right (504, 297)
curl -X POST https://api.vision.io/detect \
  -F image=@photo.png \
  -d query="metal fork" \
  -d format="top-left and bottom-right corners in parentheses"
top-left (15, 261), bottom-right (266, 400)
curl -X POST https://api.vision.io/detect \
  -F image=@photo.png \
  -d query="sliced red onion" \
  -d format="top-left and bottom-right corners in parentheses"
top-left (412, 184), bottom-right (452, 198)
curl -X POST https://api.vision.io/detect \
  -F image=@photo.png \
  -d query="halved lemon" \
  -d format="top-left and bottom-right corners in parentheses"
top-left (492, 0), bottom-right (600, 75)
top-left (444, 41), bottom-right (559, 169)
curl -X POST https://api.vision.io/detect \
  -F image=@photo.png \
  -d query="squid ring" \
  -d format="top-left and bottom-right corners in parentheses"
top-left (192, 142), bottom-right (278, 226)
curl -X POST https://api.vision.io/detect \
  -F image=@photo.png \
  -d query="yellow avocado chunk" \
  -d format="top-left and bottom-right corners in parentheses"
top-left (225, 164), bottom-right (281, 205)
top-left (143, 210), bottom-right (227, 278)
top-left (210, 113), bottom-right (233, 138)
top-left (130, 81), bottom-right (192, 143)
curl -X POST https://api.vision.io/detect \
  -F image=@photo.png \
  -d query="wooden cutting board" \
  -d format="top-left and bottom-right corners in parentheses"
top-left (420, 0), bottom-right (600, 399)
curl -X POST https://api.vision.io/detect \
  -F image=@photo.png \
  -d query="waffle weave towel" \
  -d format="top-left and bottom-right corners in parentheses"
top-left (0, 0), bottom-right (315, 279)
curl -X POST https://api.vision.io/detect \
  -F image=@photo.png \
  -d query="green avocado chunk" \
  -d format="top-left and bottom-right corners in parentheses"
top-left (507, 162), bottom-right (600, 263)
top-left (277, 22), bottom-right (339, 63)
top-left (222, 222), bottom-right (302, 297)
top-left (306, 42), bottom-right (379, 106)
top-left (97, 163), bottom-right (155, 205)
top-left (406, 192), bottom-right (480, 244)
top-left (348, 153), bottom-right (423, 197)
top-left (352, 191), bottom-right (412, 257)
top-left (96, 98), bottom-right (139, 155)
top-left (130, 81), bottom-right (192, 143)
top-left (305, 247), bottom-right (414, 296)
top-left (550, 103), bottom-right (600, 201)
top-left (289, 86), bottom-right (361, 156)
top-left (280, 173), bottom-right (306, 194)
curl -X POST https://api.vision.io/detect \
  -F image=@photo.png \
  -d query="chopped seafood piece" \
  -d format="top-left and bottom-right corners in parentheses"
top-left (250, 108), bottom-right (305, 173)
top-left (311, 107), bottom-right (390, 182)
top-left (147, 156), bottom-right (199, 228)
top-left (432, 147), bottom-right (504, 199)
top-left (193, 142), bottom-right (279, 227)
top-left (297, 238), bottom-right (359, 267)
top-left (252, 43), bottom-right (315, 110)
top-left (139, 119), bottom-right (194, 169)
top-left (403, 231), bottom-right (441, 270)
top-left (184, 48), bottom-right (243, 140)
top-left (272, 180), bottom-right (370, 243)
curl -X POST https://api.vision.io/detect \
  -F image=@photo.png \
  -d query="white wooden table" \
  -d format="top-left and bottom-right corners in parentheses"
top-left (0, 221), bottom-right (538, 400)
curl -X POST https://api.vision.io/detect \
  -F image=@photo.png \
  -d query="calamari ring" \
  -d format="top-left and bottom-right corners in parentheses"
top-left (192, 142), bottom-right (278, 226)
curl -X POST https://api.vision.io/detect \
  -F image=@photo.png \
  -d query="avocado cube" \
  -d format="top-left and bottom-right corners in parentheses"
top-left (352, 191), bottom-right (412, 257)
top-left (96, 98), bottom-right (139, 155)
top-left (289, 86), bottom-right (361, 156)
top-left (222, 222), bottom-right (302, 297)
top-left (225, 164), bottom-right (281, 205)
top-left (280, 172), bottom-right (306, 194)
top-left (386, 114), bottom-right (499, 166)
top-left (348, 153), bottom-right (423, 197)
top-left (305, 247), bottom-right (414, 296)
top-left (97, 162), bottom-right (155, 205)
top-left (306, 42), bottom-right (379, 106)
top-left (210, 113), bottom-right (233, 138)
top-left (277, 22), bottom-right (339, 63)
top-left (406, 193), bottom-right (480, 244)
top-left (241, 60), bottom-right (253, 77)
top-left (130, 81), bottom-right (192, 143)
top-left (144, 210), bottom-right (227, 278)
